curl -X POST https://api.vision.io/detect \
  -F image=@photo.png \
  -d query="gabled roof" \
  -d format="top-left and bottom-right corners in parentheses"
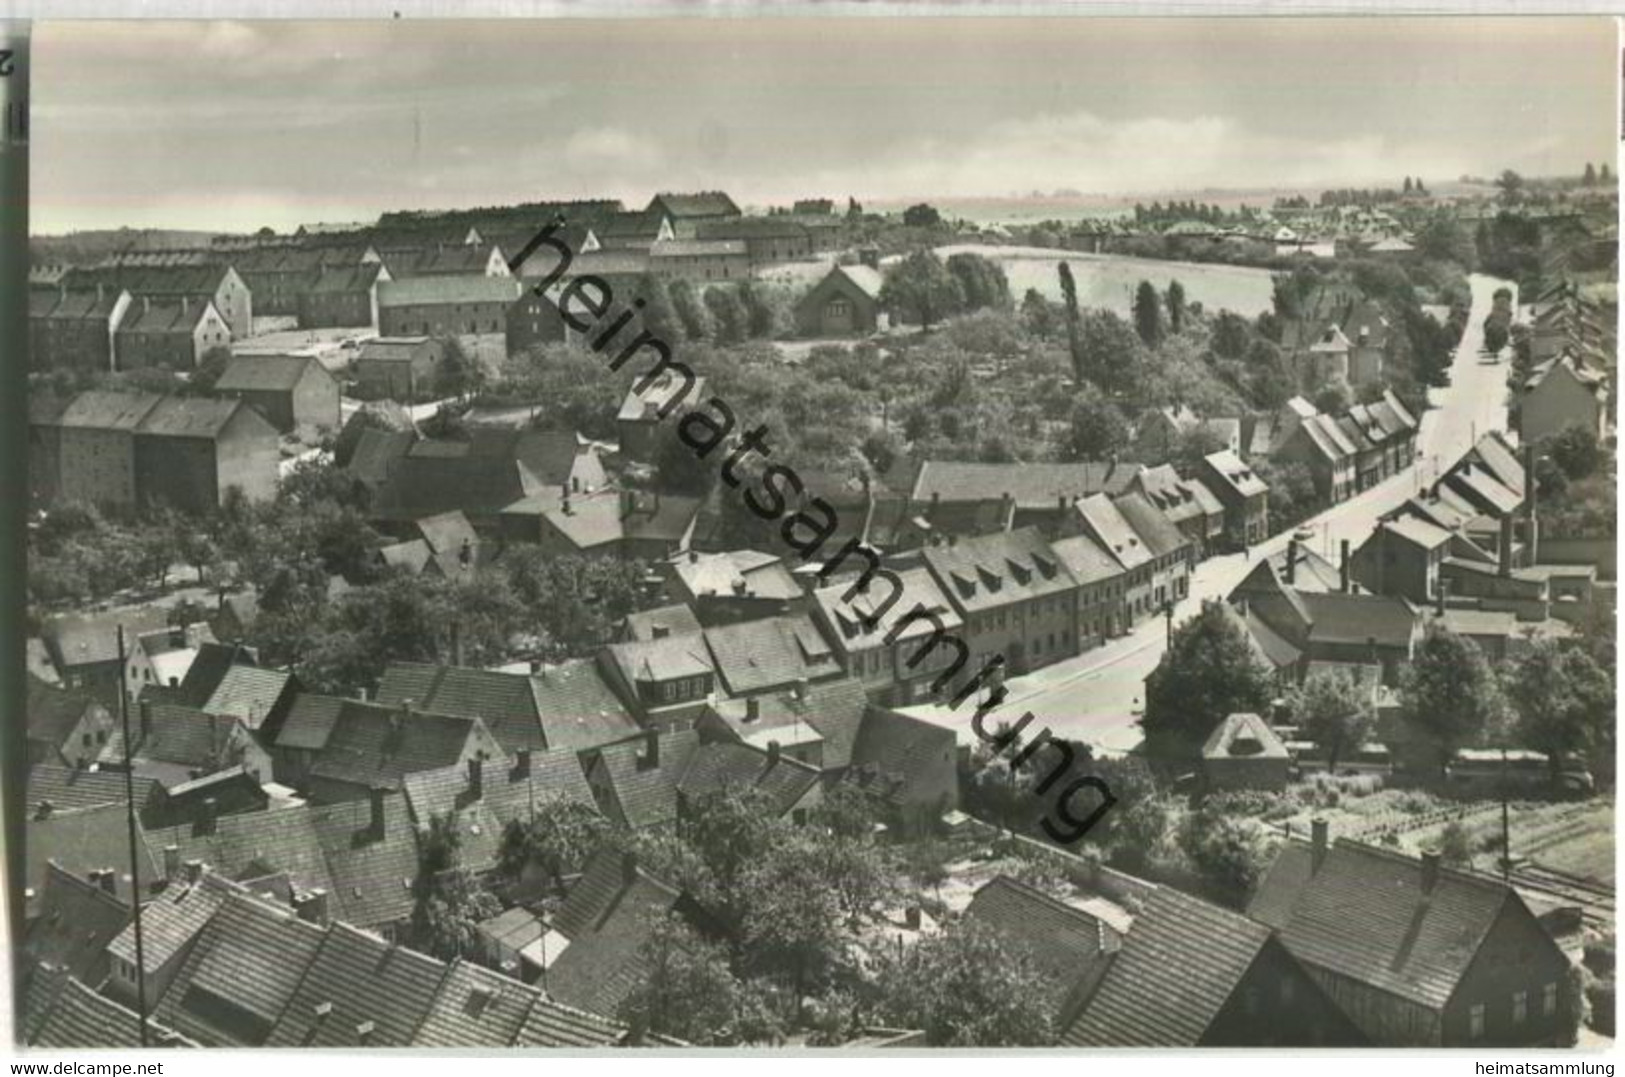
top-left (546, 849), bottom-right (686, 1018)
top-left (100, 701), bottom-right (250, 775)
top-left (376, 274), bottom-right (520, 308)
top-left (814, 566), bottom-right (962, 653)
top-left (276, 692), bottom-right (348, 752)
top-left (307, 699), bottom-right (495, 792)
top-left (678, 739), bottom-right (821, 815)
top-left (214, 354), bottom-right (325, 394)
top-left (1382, 515), bottom-right (1453, 551)
top-left (56, 390), bottom-right (163, 431)
top-left (845, 706), bottom-right (957, 808)
top-left (1075, 494), bottom-right (1152, 570)
top-left (412, 960), bottom-right (537, 1047)
top-left (26, 673), bottom-right (105, 747)
top-left (669, 548), bottom-right (798, 602)
top-left (624, 602), bottom-right (703, 642)
top-left (703, 613), bottom-right (841, 697)
top-left (26, 802), bottom-right (158, 914)
top-left (1062, 885), bottom-right (1274, 1046)
top-left (355, 336), bottom-right (437, 363)
top-left (24, 862), bottom-right (132, 985)
top-left (1049, 532), bottom-right (1128, 588)
top-left (604, 631), bottom-right (714, 687)
top-left (648, 191), bottom-right (741, 218)
top-left (137, 397), bottom-right (258, 440)
top-left (911, 460), bottom-right (1142, 510)
top-left (1248, 839), bottom-right (1525, 1011)
top-left (266, 922), bottom-right (448, 1046)
top-left (1200, 449), bottom-right (1269, 499)
top-left (1464, 432), bottom-right (1524, 496)
top-left (1299, 591), bottom-right (1418, 648)
top-left (832, 263), bottom-right (883, 299)
top-left (920, 527), bottom-right (1079, 614)
top-left (107, 871), bottom-right (234, 976)
top-left (1201, 711), bottom-right (1289, 761)
top-left (583, 729), bottom-right (703, 830)
top-left (964, 876), bottom-right (1120, 1023)
top-left (27, 763), bottom-right (163, 821)
top-left (706, 677), bottom-right (872, 769)
top-left (30, 976), bottom-right (187, 1048)
top-left (1112, 491), bottom-right (1190, 559)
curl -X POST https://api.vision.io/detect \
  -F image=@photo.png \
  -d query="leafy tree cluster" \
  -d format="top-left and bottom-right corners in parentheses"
top-left (1141, 602), bottom-right (1274, 756)
top-left (880, 250), bottom-right (1010, 330)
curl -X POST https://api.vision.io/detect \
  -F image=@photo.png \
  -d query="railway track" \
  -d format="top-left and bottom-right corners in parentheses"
top-left (1510, 863), bottom-right (1615, 925)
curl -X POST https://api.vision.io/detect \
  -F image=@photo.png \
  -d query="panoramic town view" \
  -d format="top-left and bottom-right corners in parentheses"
top-left (14, 17), bottom-right (1619, 1051)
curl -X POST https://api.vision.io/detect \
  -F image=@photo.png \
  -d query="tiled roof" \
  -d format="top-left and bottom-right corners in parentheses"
top-left (307, 699), bottom-right (494, 792)
top-left (833, 264), bottom-right (883, 299)
top-left (1248, 839), bottom-right (1517, 1011)
top-left (963, 876), bottom-right (1120, 1023)
top-left (24, 862), bottom-right (132, 985)
top-left (604, 632), bottom-right (714, 687)
top-left (1062, 886), bottom-right (1273, 1046)
top-left (707, 677), bottom-right (872, 770)
top-left (215, 354), bottom-right (323, 394)
top-left (1201, 711), bottom-right (1289, 761)
top-left (200, 665), bottom-right (291, 725)
top-left (413, 510), bottom-right (478, 557)
top-left (1383, 516), bottom-right (1452, 551)
top-left (28, 766), bottom-right (160, 824)
top-left (376, 274), bottom-right (520, 308)
top-left (376, 662), bottom-right (542, 753)
top-left (1113, 492), bottom-right (1193, 559)
top-left (276, 693), bottom-right (348, 752)
top-left (26, 803), bottom-right (157, 914)
top-left (56, 389), bottom-right (163, 431)
top-left (1049, 532), bottom-right (1126, 588)
top-left (912, 460), bottom-right (1141, 510)
top-left (412, 960), bottom-right (540, 1047)
top-left (1200, 450), bottom-right (1269, 499)
top-left (1299, 591), bottom-right (1418, 648)
top-left (921, 527), bottom-right (1079, 615)
top-left (356, 337), bottom-right (435, 364)
top-left (146, 806), bottom-right (334, 914)
top-left (703, 613), bottom-right (841, 697)
top-left (846, 706), bottom-right (957, 808)
top-left (1076, 494), bottom-right (1151, 570)
top-left (138, 397), bottom-right (257, 440)
top-left (153, 892), bottom-right (327, 1046)
top-left (677, 740), bottom-right (821, 816)
top-left (1465, 433), bottom-right (1524, 495)
top-left (30, 976), bottom-right (180, 1048)
top-left (624, 602), bottom-right (703, 642)
top-left (546, 851), bottom-right (685, 1017)
top-left (100, 702), bottom-right (243, 772)
top-left (814, 567), bottom-right (962, 655)
top-left (669, 548), bottom-right (798, 602)
top-left (26, 673), bottom-right (104, 748)
top-left (649, 191), bottom-right (741, 218)
top-left (530, 659), bottom-right (644, 752)
top-left (510, 994), bottom-right (627, 1047)
top-left (696, 217), bottom-right (808, 241)
top-left (402, 749), bottom-right (597, 873)
top-left (107, 872), bottom-right (231, 974)
top-left (586, 729), bottom-right (703, 830)
top-left (306, 263), bottom-right (384, 295)
top-left (46, 606), bottom-right (173, 670)
top-left (266, 922), bottom-right (448, 1046)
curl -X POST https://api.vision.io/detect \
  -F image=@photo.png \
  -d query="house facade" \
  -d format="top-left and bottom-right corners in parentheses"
top-left (213, 354), bottom-right (342, 440)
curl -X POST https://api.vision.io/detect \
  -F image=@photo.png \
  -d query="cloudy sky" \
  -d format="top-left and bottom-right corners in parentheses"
top-left (32, 17), bottom-right (1620, 234)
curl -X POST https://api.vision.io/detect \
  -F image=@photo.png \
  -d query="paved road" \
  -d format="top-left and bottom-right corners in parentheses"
top-left (904, 274), bottom-right (1517, 753)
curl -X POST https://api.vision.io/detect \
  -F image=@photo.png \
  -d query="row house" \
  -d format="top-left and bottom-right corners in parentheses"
top-left (512, 488), bottom-right (703, 562)
top-left (695, 216), bottom-right (812, 264)
top-left (376, 275), bottom-right (522, 339)
top-left (65, 263), bottom-right (252, 340)
top-left (906, 459), bottom-right (1143, 540)
top-left (663, 547), bottom-right (802, 627)
top-left (1068, 494), bottom-right (1156, 629)
top-left (1051, 530), bottom-right (1134, 649)
top-left (648, 238), bottom-right (752, 281)
top-left (296, 262), bottom-right (391, 330)
top-left (1133, 405), bottom-right (1242, 463)
top-left (115, 295), bottom-right (233, 370)
top-left (918, 527), bottom-right (1082, 681)
top-left (596, 210), bottom-right (676, 250)
top-left (810, 566), bottom-right (965, 706)
top-left (1271, 397), bottom-right (1357, 504)
top-left (1193, 449), bottom-right (1270, 550)
top-left (1126, 464), bottom-right (1225, 557)
top-left (28, 286), bottom-right (130, 373)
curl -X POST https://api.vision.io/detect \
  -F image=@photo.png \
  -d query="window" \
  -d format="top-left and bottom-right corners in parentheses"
top-left (1512, 990), bottom-right (1528, 1024)
top-left (1469, 1004), bottom-right (1485, 1039)
top-left (81, 733), bottom-right (91, 749)
top-left (1543, 982), bottom-right (1558, 1017)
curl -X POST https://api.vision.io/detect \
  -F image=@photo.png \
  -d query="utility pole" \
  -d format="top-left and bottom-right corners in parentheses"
top-left (1163, 601), bottom-right (1174, 647)
top-left (1500, 747), bottom-right (1512, 884)
top-left (116, 626), bottom-right (150, 1046)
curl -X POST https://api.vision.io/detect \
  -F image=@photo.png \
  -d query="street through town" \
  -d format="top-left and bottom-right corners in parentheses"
top-left (904, 274), bottom-right (1518, 754)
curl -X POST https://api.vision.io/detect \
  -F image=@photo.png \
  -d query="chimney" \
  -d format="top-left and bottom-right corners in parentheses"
top-left (637, 729), bottom-right (660, 771)
top-left (197, 797), bottom-right (218, 836)
top-left (620, 488), bottom-right (635, 521)
top-left (1420, 850), bottom-right (1441, 895)
top-left (529, 658), bottom-right (542, 674)
top-left (163, 844), bottom-right (181, 882)
top-left (688, 549), bottom-right (700, 564)
top-left (744, 697), bottom-right (760, 723)
top-left (561, 493), bottom-right (571, 516)
top-left (1339, 540), bottom-right (1351, 593)
top-left (1311, 818), bottom-right (1329, 874)
top-left (621, 851), bottom-right (639, 886)
top-left (467, 755), bottom-right (484, 801)
top-left (295, 888), bottom-right (331, 927)
top-left (766, 740), bottom-right (781, 769)
top-left (1499, 515), bottom-right (1514, 577)
top-left (513, 748), bottom-right (531, 779)
top-left (1285, 539), bottom-right (1298, 585)
top-left (369, 787), bottom-right (387, 838)
top-left (98, 868), bottom-right (117, 895)
top-left (458, 538), bottom-right (472, 568)
top-left (34, 800), bottom-right (53, 822)
top-left (184, 859), bottom-right (204, 884)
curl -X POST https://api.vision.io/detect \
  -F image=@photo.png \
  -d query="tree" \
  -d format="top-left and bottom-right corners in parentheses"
top-left (1415, 218), bottom-right (1478, 270)
top-left (1403, 176), bottom-right (1414, 194)
top-left (408, 813), bottom-right (501, 960)
top-left (1065, 389), bottom-right (1129, 460)
top-left (436, 337), bottom-right (484, 399)
top-left (617, 915), bottom-right (781, 1046)
top-left (879, 250), bottom-right (962, 331)
top-left (901, 203), bottom-right (943, 228)
top-left (1436, 821), bottom-right (1474, 866)
top-left (1178, 802), bottom-right (1272, 908)
top-left (1544, 422), bottom-right (1603, 481)
top-left (1058, 262), bottom-right (1084, 381)
top-left (1506, 640), bottom-right (1614, 782)
top-left (1020, 287), bottom-right (1056, 338)
top-left (668, 278), bottom-right (713, 341)
top-left (1289, 667), bottom-right (1375, 772)
top-left (497, 798), bottom-right (616, 888)
top-left (1495, 169), bottom-right (1525, 206)
top-left (874, 920), bottom-right (1056, 1046)
top-left (736, 280), bottom-right (788, 340)
top-left (1133, 279), bottom-right (1163, 346)
top-left (704, 286), bottom-right (749, 345)
top-left (1401, 626), bottom-right (1506, 773)
top-left (1210, 310), bottom-right (1253, 361)
top-left (190, 346), bottom-right (234, 395)
top-left (1077, 309), bottom-right (1145, 396)
top-left (945, 252), bottom-right (1012, 312)
top-left (1601, 163), bottom-right (1613, 185)
top-left (1142, 602), bottom-right (1274, 755)
top-left (1312, 381), bottom-right (1350, 416)
top-left (1584, 162), bottom-right (1598, 187)
top-left (1164, 279), bottom-right (1187, 335)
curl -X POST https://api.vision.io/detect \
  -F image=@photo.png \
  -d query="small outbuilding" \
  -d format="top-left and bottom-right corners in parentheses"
top-left (794, 263), bottom-right (886, 338)
top-left (1202, 711), bottom-right (1290, 792)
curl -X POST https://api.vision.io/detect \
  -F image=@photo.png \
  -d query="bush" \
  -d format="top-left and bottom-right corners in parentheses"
top-left (1584, 935), bottom-right (1616, 978)
top-left (1586, 981), bottom-right (1614, 1036)
top-left (1203, 791), bottom-right (1283, 818)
